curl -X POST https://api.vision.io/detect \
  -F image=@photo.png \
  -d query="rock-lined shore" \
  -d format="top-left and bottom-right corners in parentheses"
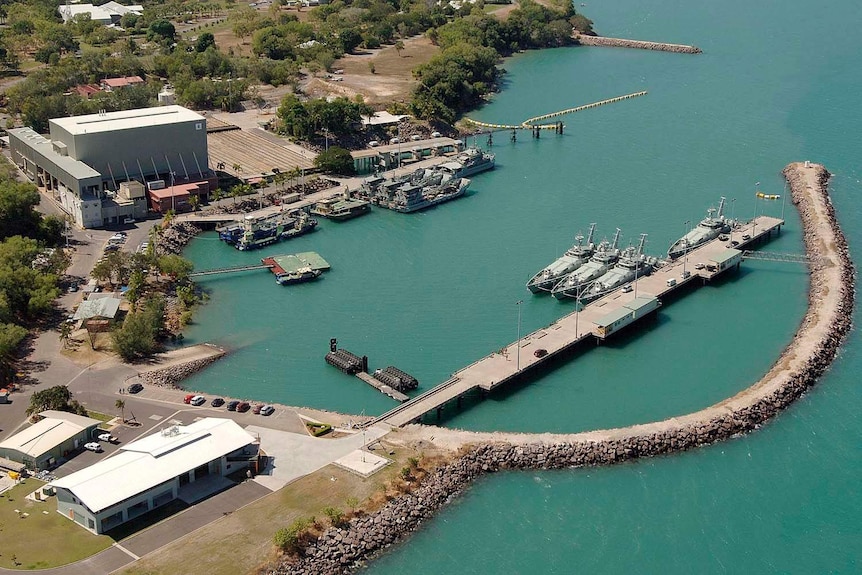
top-left (157, 221), bottom-right (202, 256)
top-left (138, 345), bottom-right (227, 388)
top-left (273, 162), bottom-right (854, 575)
top-left (576, 34), bottom-right (702, 54)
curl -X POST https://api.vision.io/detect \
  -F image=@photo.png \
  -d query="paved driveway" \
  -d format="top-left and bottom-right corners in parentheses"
top-left (248, 425), bottom-right (388, 490)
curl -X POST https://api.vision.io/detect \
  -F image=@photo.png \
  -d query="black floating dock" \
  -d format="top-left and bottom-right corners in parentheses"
top-left (372, 366), bottom-right (419, 392)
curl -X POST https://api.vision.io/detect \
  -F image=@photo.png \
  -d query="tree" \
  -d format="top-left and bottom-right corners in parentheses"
top-left (115, 398), bottom-right (125, 423)
top-left (195, 32), bottom-right (216, 52)
top-left (0, 322), bottom-right (27, 385)
top-left (59, 321), bottom-right (73, 349)
top-left (394, 40), bottom-right (405, 57)
top-left (313, 147), bottom-right (355, 175)
top-left (147, 20), bottom-right (176, 42)
top-left (26, 385), bottom-right (73, 416)
top-left (189, 194), bottom-right (200, 212)
top-left (112, 295), bottom-right (165, 362)
top-left (156, 254), bottom-right (194, 281)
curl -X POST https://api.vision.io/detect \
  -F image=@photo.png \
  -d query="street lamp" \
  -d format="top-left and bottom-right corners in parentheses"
top-left (683, 220), bottom-right (690, 278)
top-left (574, 282), bottom-right (581, 337)
top-left (170, 171), bottom-right (176, 214)
top-left (752, 181), bottom-right (760, 238)
top-left (729, 198), bottom-right (736, 244)
top-left (516, 300), bottom-right (523, 371)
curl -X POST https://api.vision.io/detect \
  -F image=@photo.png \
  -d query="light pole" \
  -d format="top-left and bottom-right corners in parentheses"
top-left (516, 300), bottom-right (523, 371)
top-left (683, 220), bottom-right (690, 278)
top-left (752, 181), bottom-right (760, 238)
top-left (729, 198), bottom-right (736, 244)
top-left (170, 171), bottom-right (176, 214)
top-left (397, 121), bottom-right (403, 169)
top-left (575, 282), bottom-right (581, 337)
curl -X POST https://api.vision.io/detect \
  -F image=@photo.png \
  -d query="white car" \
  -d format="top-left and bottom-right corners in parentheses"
top-left (431, 131), bottom-right (442, 138)
top-left (190, 395), bottom-right (206, 406)
top-left (260, 405), bottom-right (275, 416)
top-left (97, 433), bottom-right (118, 443)
top-left (108, 233), bottom-right (126, 242)
top-left (84, 442), bottom-right (103, 453)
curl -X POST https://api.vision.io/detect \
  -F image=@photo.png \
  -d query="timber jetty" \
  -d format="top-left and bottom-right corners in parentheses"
top-left (575, 34), bottom-right (702, 54)
top-left (370, 215), bottom-right (784, 428)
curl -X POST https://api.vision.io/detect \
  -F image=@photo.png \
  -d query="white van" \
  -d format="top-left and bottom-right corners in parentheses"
top-left (666, 278), bottom-right (677, 287)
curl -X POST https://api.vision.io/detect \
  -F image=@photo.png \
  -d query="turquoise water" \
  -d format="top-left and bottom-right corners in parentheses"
top-left (185, 0), bottom-right (862, 570)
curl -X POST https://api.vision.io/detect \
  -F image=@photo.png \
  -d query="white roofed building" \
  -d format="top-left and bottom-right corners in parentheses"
top-left (7, 105), bottom-right (216, 228)
top-left (50, 418), bottom-right (259, 534)
top-left (58, 2), bottom-right (143, 24)
top-left (0, 411), bottom-right (102, 470)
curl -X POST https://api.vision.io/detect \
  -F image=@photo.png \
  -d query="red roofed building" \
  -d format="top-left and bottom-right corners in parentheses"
top-left (148, 180), bottom-right (215, 214)
top-left (75, 84), bottom-right (102, 99)
top-left (101, 76), bottom-right (145, 91)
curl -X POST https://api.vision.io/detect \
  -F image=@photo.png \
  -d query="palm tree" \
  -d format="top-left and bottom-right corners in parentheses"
top-left (189, 194), bottom-right (200, 212)
top-left (230, 184), bottom-right (242, 205)
top-left (211, 188), bottom-right (222, 203)
top-left (115, 399), bottom-right (126, 423)
top-left (232, 163), bottom-right (243, 181)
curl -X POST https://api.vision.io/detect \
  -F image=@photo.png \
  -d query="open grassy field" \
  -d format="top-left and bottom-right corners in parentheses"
top-left (119, 439), bottom-right (436, 575)
top-left (0, 479), bottom-right (113, 569)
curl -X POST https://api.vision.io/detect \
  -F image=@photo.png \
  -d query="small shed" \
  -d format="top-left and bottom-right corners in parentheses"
top-left (73, 297), bottom-right (120, 321)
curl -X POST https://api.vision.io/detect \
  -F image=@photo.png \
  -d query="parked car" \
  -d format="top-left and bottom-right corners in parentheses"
top-left (252, 404), bottom-right (264, 414)
top-left (67, 282), bottom-right (79, 293)
top-left (97, 433), bottom-right (118, 443)
top-left (128, 383), bottom-right (143, 394)
top-left (260, 405), bottom-right (275, 416)
top-left (533, 348), bottom-right (548, 358)
top-left (109, 232), bottom-right (126, 241)
top-left (183, 394), bottom-right (195, 404)
top-left (236, 401), bottom-right (251, 413)
top-left (211, 397), bottom-right (225, 407)
top-left (410, 134), bottom-right (422, 141)
top-left (84, 442), bottom-right (103, 453)
top-left (227, 400), bottom-right (240, 411)
top-left (431, 131), bottom-right (442, 138)
top-left (103, 244), bottom-right (121, 252)
top-left (190, 395), bottom-right (206, 406)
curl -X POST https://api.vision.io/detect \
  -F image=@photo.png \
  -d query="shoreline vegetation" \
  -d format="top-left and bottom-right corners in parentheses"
top-left (262, 162), bottom-right (855, 574)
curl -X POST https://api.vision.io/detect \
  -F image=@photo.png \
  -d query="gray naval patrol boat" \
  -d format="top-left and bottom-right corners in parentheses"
top-left (581, 234), bottom-right (659, 303)
top-left (551, 228), bottom-right (622, 300)
top-left (527, 223), bottom-right (597, 293)
top-left (667, 197), bottom-right (732, 259)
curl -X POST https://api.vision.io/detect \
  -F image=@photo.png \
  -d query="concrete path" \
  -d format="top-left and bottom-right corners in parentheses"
top-left (249, 424), bottom-right (389, 490)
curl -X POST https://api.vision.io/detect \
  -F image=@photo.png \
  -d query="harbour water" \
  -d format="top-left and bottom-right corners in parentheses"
top-left (183, 0), bottom-right (862, 570)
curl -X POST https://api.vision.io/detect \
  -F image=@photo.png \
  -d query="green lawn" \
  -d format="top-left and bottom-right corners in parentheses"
top-left (0, 480), bottom-right (113, 569)
top-left (86, 410), bottom-right (115, 423)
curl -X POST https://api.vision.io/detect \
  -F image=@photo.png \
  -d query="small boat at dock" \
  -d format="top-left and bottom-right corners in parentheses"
top-left (551, 228), bottom-right (622, 300)
top-left (667, 197), bottom-right (732, 259)
top-left (311, 197), bottom-right (371, 221)
top-left (275, 266), bottom-right (322, 285)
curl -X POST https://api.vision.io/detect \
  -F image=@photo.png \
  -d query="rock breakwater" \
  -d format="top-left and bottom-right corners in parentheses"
top-left (139, 348), bottom-right (226, 389)
top-left (273, 162), bottom-right (853, 575)
top-left (157, 221), bottom-right (202, 256)
top-left (576, 34), bottom-right (702, 54)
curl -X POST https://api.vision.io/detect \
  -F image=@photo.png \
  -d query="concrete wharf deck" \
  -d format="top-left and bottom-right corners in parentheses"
top-left (372, 215), bottom-right (784, 428)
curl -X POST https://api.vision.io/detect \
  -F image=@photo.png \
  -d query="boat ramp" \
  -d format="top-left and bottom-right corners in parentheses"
top-left (368, 215), bottom-right (784, 428)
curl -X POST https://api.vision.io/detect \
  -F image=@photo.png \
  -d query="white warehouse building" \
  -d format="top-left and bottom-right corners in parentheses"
top-left (50, 418), bottom-right (259, 534)
top-left (8, 105), bottom-right (216, 228)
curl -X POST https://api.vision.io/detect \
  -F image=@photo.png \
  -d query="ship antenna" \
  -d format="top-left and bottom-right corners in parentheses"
top-left (637, 233), bottom-right (647, 254)
top-left (586, 223), bottom-right (596, 245)
top-left (611, 228), bottom-right (622, 250)
top-left (717, 196), bottom-right (726, 218)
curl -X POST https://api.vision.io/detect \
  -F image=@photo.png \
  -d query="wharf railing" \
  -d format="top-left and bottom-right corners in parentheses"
top-left (742, 251), bottom-right (825, 265)
top-left (189, 264), bottom-right (274, 278)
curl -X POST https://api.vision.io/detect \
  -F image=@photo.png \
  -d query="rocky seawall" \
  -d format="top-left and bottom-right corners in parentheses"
top-left (273, 162), bottom-right (854, 575)
top-left (157, 221), bottom-right (202, 256)
top-left (138, 348), bottom-right (226, 389)
top-left (576, 34), bottom-right (702, 54)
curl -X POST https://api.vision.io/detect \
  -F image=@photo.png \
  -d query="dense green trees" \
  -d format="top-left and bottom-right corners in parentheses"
top-left (410, 0), bottom-right (592, 122)
top-left (112, 295), bottom-right (166, 362)
top-left (277, 95), bottom-right (371, 140)
top-left (26, 385), bottom-right (88, 417)
top-left (314, 147), bottom-right (355, 175)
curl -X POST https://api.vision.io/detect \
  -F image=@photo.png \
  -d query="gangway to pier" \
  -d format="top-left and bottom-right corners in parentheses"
top-left (372, 215), bottom-right (785, 428)
top-left (742, 251), bottom-right (824, 264)
top-left (188, 263), bottom-right (274, 278)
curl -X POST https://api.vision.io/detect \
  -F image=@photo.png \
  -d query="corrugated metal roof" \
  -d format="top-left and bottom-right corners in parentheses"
top-left (0, 412), bottom-right (101, 458)
top-left (50, 419), bottom-right (257, 513)
top-left (73, 297), bottom-right (120, 320)
top-left (7, 128), bottom-right (102, 180)
top-left (50, 105), bottom-right (204, 136)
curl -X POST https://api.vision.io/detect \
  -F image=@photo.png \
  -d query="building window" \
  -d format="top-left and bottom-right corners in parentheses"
top-left (196, 123), bottom-right (202, 130)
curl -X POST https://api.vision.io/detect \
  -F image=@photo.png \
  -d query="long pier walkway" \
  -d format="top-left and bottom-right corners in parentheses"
top-left (465, 91), bottom-right (648, 131)
top-left (371, 216), bottom-right (784, 428)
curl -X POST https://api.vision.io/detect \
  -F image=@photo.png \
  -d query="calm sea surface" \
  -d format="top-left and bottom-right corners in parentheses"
top-left (184, 0), bottom-right (862, 570)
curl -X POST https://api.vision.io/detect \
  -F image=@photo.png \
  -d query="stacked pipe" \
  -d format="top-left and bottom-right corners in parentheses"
top-left (372, 366), bottom-right (419, 392)
top-left (324, 349), bottom-right (363, 374)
